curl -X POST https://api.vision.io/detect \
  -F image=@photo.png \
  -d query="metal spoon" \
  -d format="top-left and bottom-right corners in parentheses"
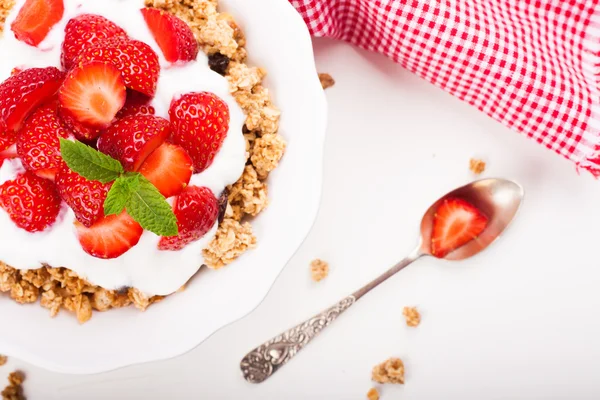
top-left (240, 178), bottom-right (524, 383)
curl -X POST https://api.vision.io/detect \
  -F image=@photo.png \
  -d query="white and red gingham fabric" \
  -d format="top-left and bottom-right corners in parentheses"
top-left (289, 0), bottom-right (600, 176)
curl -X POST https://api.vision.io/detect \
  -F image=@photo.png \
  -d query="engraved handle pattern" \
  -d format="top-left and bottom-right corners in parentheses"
top-left (240, 295), bottom-right (356, 383)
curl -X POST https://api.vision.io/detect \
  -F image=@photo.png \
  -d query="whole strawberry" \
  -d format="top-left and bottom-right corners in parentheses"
top-left (61, 14), bottom-right (128, 70)
top-left (158, 185), bottom-right (218, 251)
top-left (0, 171), bottom-right (62, 232)
top-left (169, 92), bottom-right (229, 173)
top-left (55, 163), bottom-right (111, 228)
top-left (0, 117), bottom-right (16, 153)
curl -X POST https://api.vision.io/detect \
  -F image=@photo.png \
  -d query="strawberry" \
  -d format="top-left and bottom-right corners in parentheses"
top-left (430, 198), bottom-right (489, 258)
top-left (58, 108), bottom-right (102, 142)
top-left (139, 142), bottom-right (193, 198)
top-left (158, 186), bottom-right (218, 251)
top-left (75, 211), bottom-right (143, 259)
top-left (59, 61), bottom-right (127, 130)
top-left (0, 117), bottom-right (16, 153)
top-left (11, 0), bottom-right (64, 47)
top-left (168, 92), bottom-right (229, 173)
top-left (76, 38), bottom-right (160, 97)
top-left (0, 171), bottom-right (61, 232)
top-left (116, 91), bottom-right (156, 120)
top-left (61, 14), bottom-right (128, 70)
top-left (97, 115), bottom-right (170, 171)
top-left (141, 8), bottom-right (199, 63)
top-left (17, 102), bottom-right (71, 180)
top-left (0, 67), bottom-right (64, 133)
top-left (55, 163), bottom-right (111, 228)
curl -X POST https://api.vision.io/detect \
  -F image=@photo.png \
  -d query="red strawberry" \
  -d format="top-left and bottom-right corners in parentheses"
top-left (97, 115), bottom-right (170, 171)
top-left (55, 163), bottom-right (111, 228)
top-left (0, 171), bottom-right (61, 232)
top-left (0, 67), bottom-right (64, 133)
top-left (61, 14), bottom-right (128, 70)
top-left (75, 211), bottom-right (143, 259)
top-left (116, 91), bottom-right (156, 120)
top-left (141, 8), bottom-right (199, 63)
top-left (169, 92), bottom-right (229, 173)
top-left (139, 142), bottom-right (193, 198)
top-left (158, 186), bottom-right (218, 251)
top-left (11, 0), bottom-right (64, 47)
top-left (0, 144), bottom-right (18, 161)
top-left (58, 108), bottom-right (103, 142)
top-left (0, 117), bottom-right (16, 153)
top-left (430, 198), bottom-right (489, 258)
top-left (59, 61), bottom-right (127, 130)
top-left (76, 38), bottom-right (160, 97)
top-left (17, 102), bottom-right (72, 180)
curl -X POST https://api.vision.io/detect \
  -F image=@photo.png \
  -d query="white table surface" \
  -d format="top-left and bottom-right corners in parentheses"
top-left (5, 37), bottom-right (600, 400)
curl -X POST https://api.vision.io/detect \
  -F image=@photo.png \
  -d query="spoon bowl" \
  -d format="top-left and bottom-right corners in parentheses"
top-left (419, 178), bottom-right (524, 260)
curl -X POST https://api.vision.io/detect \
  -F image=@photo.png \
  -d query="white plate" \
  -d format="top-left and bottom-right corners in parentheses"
top-left (0, 0), bottom-right (327, 374)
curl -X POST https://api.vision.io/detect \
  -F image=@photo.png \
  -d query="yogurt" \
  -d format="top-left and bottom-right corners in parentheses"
top-left (0, 0), bottom-right (246, 296)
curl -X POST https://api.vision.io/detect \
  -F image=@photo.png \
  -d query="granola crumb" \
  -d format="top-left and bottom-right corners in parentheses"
top-left (402, 306), bottom-right (421, 327)
top-left (319, 73), bottom-right (335, 89)
top-left (469, 158), bottom-right (486, 174)
top-left (250, 133), bottom-right (286, 179)
top-left (2, 371), bottom-right (25, 400)
top-left (0, 356), bottom-right (6, 367)
top-left (310, 259), bottom-right (329, 282)
top-left (372, 358), bottom-right (405, 384)
top-left (367, 388), bottom-right (380, 400)
top-left (203, 219), bottom-right (257, 269)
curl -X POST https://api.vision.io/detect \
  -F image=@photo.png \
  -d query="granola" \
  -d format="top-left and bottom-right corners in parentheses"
top-left (319, 73), bottom-right (335, 89)
top-left (310, 259), bottom-right (329, 282)
top-left (1, 371), bottom-right (24, 400)
top-left (0, 0), bottom-right (284, 321)
top-left (366, 388), bottom-right (380, 400)
top-left (0, 356), bottom-right (6, 367)
top-left (372, 358), bottom-right (405, 384)
top-left (402, 306), bottom-right (421, 327)
top-left (469, 158), bottom-right (486, 174)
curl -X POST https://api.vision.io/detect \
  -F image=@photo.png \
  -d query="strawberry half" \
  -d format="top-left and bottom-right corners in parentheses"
top-left (141, 8), bottom-right (199, 63)
top-left (59, 61), bottom-right (127, 130)
top-left (158, 186), bottom-right (219, 251)
top-left (97, 115), bottom-right (170, 171)
top-left (58, 108), bottom-right (104, 142)
top-left (430, 198), bottom-right (489, 258)
top-left (76, 38), bottom-right (160, 97)
top-left (116, 90), bottom-right (156, 120)
top-left (55, 163), bottom-right (111, 227)
top-left (169, 92), bottom-right (229, 173)
top-left (17, 102), bottom-right (71, 180)
top-left (0, 67), bottom-right (64, 133)
top-left (0, 171), bottom-right (61, 232)
top-left (139, 142), bottom-right (193, 198)
top-left (75, 211), bottom-right (143, 259)
top-left (11, 0), bottom-right (64, 47)
top-left (61, 14), bottom-right (128, 70)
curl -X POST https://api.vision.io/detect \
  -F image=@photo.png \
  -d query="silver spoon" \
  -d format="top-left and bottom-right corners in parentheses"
top-left (240, 178), bottom-right (524, 383)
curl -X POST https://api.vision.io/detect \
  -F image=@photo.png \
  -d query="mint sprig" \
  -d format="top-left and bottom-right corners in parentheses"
top-left (60, 139), bottom-right (178, 237)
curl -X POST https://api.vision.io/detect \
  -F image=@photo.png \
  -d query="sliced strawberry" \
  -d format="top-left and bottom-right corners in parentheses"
top-left (97, 115), bottom-right (170, 171)
top-left (139, 142), bottom-right (193, 198)
top-left (55, 163), bottom-right (111, 227)
top-left (169, 92), bottom-right (229, 173)
top-left (11, 0), bottom-right (64, 47)
top-left (430, 198), bottom-right (489, 258)
top-left (75, 211), bottom-right (143, 259)
top-left (0, 67), bottom-right (64, 133)
top-left (58, 108), bottom-right (103, 141)
top-left (0, 144), bottom-right (18, 161)
top-left (0, 171), bottom-right (61, 232)
top-left (59, 61), bottom-right (126, 130)
top-left (116, 90), bottom-right (156, 120)
top-left (17, 102), bottom-right (71, 180)
top-left (141, 8), bottom-right (199, 63)
top-left (158, 186), bottom-right (218, 251)
top-left (61, 14), bottom-right (128, 70)
top-left (76, 38), bottom-right (160, 97)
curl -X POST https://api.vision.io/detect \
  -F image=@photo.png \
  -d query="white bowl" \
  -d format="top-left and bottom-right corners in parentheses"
top-left (0, 0), bottom-right (327, 374)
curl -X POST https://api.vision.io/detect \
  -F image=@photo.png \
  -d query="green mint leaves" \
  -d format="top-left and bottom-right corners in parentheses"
top-left (60, 139), bottom-right (178, 237)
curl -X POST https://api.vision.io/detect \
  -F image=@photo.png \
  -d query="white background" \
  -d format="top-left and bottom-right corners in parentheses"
top-left (5, 38), bottom-right (600, 399)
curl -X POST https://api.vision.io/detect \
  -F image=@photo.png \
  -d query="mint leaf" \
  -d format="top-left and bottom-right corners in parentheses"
top-left (104, 176), bottom-right (138, 216)
top-left (125, 175), bottom-right (178, 236)
top-left (60, 138), bottom-right (124, 183)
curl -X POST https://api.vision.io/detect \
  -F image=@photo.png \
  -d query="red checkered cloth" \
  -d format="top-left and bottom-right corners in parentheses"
top-left (290, 0), bottom-right (600, 176)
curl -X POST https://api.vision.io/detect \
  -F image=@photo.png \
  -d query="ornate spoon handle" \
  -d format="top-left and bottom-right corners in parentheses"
top-left (240, 247), bottom-right (422, 383)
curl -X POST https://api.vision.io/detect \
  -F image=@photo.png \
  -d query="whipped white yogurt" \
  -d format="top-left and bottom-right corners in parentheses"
top-left (0, 0), bottom-right (246, 296)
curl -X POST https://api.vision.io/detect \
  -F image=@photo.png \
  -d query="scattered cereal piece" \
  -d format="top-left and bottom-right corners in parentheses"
top-left (402, 306), bottom-right (421, 327)
top-left (372, 358), bottom-right (405, 384)
top-left (0, 356), bottom-right (6, 366)
top-left (310, 259), bottom-right (329, 282)
top-left (469, 158), bottom-right (486, 175)
top-left (319, 73), bottom-right (335, 89)
top-left (367, 387), bottom-right (380, 400)
top-left (2, 371), bottom-right (25, 400)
